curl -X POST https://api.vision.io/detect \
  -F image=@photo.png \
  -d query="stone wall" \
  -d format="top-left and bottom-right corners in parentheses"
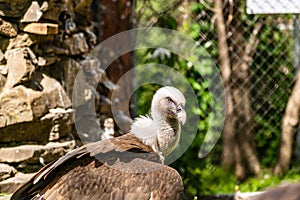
top-left (0, 0), bottom-right (118, 194)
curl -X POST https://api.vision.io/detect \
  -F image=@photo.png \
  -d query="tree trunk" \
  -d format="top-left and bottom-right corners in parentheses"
top-left (233, 81), bottom-right (261, 179)
top-left (230, 21), bottom-right (263, 178)
top-left (274, 70), bottom-right (300, 175)
top-left (95, 0), bottom-right (134, 132)
top-left (214, 0), bottom-right (235, 168)
top-left (215, 0), bottom-right (262, 179)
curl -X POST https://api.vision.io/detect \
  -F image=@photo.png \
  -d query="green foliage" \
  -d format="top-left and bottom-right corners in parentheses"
top-left (134, 0), bottom-right (297, 197)
top-left (134, 8), bottom-right (222, 196)
top-left (134, 1), bottom-right (225, 196)
top-left (172, 149), bottom-right (237, 197)
top-left (238, 168), bottom-right (300, 192)
top-left (251, 17), bottom-right (294, 167)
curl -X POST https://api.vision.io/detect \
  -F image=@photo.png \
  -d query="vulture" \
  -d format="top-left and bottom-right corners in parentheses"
top-left (249, 182), bottom-right (300, 200)
top-left (11, 86), bottom-right (186, 200)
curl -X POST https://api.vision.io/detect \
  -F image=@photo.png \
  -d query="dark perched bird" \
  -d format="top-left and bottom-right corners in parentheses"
top-left (11, 86), bottom-right (186, 200)
top-left (249, 182), bottom-right (300, 200)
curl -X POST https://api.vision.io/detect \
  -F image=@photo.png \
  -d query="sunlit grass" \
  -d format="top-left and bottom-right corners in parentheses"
top-left (199, 166), bottom-right (300, 195)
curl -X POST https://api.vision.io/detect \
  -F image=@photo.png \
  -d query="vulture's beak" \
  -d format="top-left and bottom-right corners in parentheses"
top-left (176, 104), bottom-right (186, 125)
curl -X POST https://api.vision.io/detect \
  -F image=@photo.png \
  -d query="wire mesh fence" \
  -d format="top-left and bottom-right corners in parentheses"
top-left (135, 0), bottom-right (299, 170)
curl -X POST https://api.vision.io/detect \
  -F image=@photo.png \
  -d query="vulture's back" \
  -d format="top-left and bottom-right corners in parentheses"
top-left (11, 134), bottom-right (183, 200)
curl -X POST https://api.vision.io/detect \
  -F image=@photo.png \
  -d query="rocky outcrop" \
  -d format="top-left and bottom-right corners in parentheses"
top-left (0, 75), bottom-right (71, 127)
top-left (0, 164), bottom-right (17, 182)
top-left (0, 141), bottom-right (75, 164)
top-left (0, 173), bottom-right (35, 194)
top-left (0, 0), bottom-right (119, 194)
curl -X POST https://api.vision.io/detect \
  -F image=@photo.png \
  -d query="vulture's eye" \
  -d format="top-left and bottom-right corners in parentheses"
top-left (166, 97), bottom-right (173, 102)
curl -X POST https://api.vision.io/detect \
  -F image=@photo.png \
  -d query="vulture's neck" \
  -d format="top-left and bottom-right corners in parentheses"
top-left (152, 112), bottom-right (181, 157)
top-left (131, 108), bottom-right (182, 161)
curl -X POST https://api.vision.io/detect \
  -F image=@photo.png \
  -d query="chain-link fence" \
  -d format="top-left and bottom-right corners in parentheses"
top-left (224, 1), bottom-right (296, 168)
top-left (135, 0), bottom-right (299, 176)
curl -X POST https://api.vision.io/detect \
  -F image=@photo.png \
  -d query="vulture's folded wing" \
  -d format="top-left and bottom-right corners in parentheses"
top-left (11, 134), bottom-right (183, 200)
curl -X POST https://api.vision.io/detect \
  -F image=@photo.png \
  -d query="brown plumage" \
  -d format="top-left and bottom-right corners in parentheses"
top-left (11, 86), bottom-right (185, 200)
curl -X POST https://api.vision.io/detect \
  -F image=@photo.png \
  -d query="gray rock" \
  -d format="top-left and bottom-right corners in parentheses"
top-left (58, 58), bottom-right (82, 98)
top-left (0, 109), bottom-right (72, 143)
top-left (0, 65), bottom-right (7, 75)
top-left (81, 58), bottom-right (106, 85)
top-left (0, 164), bottom-right (17, 182)
top-left (7, 34), bottom-right (35, 50)
top-left (64, 33), bottom-right (89, 55)
top-left (3, 48), bottom-right (35, 89)
top-left (40, 44), bottom-right (68, 55)
top-left (0, 120), bottom-right (51, 143)
top-left (75, 115), bottom-right (102, 143)
top-left (38, 73), bottom-right (72, 109)
top-left (40, 1), bottom-right (49, 12)
top-left (23, 23), bottom-right (58, 35)
top-left (0, 194), bottom-right (12, 200)
top-left (0, 18), bottom-right (17, 37)
top-left (72, 69), bottom-right (94, 108)
top-left (41, 0), bottom-right (65, 22)
top-left (0, 74), bottom-right (71, 128)
top-left (37, 56), bottom-right (58, 67)
top-left (0, 172), bottom-right (34, 194)
top-left (41, 108), bottom-right (74, 141)
top-left (0, 141), bottom-right (75, 163)
top-left (21, 1), bottom-right (43, 23)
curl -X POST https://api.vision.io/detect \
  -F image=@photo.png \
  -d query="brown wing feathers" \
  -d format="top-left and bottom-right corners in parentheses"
top-left (12, 86), bottom-right (186, 200)
top-left (11, 134), bottom-right (181, 200)
top-left (40, 159), bottom-right (183, 200)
